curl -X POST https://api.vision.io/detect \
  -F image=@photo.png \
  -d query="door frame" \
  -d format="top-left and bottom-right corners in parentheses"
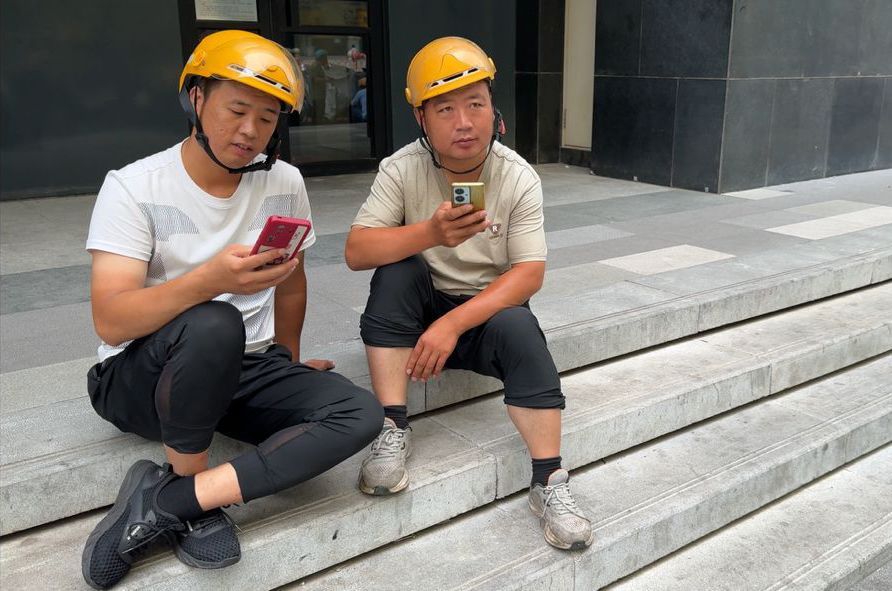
top-left (177, 0), bottom-right (391, 176)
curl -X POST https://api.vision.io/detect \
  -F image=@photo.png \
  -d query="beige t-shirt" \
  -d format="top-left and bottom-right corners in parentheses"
top-left (353, 140), bottom-right (547, 295)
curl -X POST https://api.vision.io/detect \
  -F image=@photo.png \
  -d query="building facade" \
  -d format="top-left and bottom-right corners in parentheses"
top-left (1, 0), bottom-right (889, 200)
top-left (588, 0), bottom-right (892, 193)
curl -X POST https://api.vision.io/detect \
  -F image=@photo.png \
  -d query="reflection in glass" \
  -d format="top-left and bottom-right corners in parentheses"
top-left (291, 0), bottom-right (368, 27)
top-left (287, 34), bottom-right (371, 164)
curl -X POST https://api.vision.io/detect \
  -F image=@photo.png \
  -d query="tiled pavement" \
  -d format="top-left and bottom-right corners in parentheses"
top-left (1, 164), bottom-right (890, 375)
top-left (1, 164), bottom-right (891, 590)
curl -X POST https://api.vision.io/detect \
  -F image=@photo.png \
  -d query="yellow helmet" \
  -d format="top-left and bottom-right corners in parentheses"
top-left (405, 37), bottom-right (496, 107)
top-left (179, 30), bottom-right (304, 112)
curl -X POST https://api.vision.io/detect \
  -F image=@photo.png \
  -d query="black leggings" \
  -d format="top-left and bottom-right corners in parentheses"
top-left (87, 301), bottom-right (383, 502)
top-left (359, 256), bottom-right (565, 409)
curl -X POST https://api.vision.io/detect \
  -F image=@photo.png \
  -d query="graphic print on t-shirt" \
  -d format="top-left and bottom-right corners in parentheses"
top-left (137, 203), bottom-right (200, 283)
top-left (137, 203), bottom-right (200, 240)
top-left (249, 194), bottom-right (297, 231)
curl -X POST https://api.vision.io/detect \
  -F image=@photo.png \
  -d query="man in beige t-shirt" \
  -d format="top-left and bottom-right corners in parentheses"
top-left (345, 37), bottom-right (593, 550)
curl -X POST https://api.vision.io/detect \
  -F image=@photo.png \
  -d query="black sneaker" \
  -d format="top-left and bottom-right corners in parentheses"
top-left (171, 508), bottom-right (241, 569)
top-left (81, 460), bottom-right (184, 589)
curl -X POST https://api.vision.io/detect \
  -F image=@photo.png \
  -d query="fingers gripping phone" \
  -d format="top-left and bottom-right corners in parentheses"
top-left (250, 216), bottom-right (311, 266)
top-left (451, 182), bottom-right (485, 211)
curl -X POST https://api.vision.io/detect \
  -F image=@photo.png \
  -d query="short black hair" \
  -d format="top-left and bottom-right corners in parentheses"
top-left (195, 77), bottom-right (223, 99)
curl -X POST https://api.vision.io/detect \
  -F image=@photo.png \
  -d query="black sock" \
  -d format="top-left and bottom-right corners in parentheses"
top-left (383, 405), bottom-right (409, 429)
top-left (156, 475), bottom-right (205, 522)
top-left (531, 456), bottom-right (562, 487)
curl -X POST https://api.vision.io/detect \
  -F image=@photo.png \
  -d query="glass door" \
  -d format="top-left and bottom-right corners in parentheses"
top-left (271, 0), bottom-right (389, 175)
top-left (178, 0), bottom-right (389, 176)
top-left (289, 32), bottom-right (370, 161)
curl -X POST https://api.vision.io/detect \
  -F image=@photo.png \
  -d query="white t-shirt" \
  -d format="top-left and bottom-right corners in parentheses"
top-left (352, 140), bottom-right (547, 295)
top-left (86, 142), bottom-right (316, 361)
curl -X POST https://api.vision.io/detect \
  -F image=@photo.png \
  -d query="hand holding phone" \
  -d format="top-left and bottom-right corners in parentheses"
top-left (428, 200), bottom-right (489, 248)
top-left (250, 216), bottom-right (312, 266)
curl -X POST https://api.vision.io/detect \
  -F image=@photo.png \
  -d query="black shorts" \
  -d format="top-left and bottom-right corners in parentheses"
top-left (359, 256), bottom-right (565, 409)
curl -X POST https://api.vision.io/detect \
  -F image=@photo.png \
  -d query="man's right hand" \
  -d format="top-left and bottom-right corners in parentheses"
top-left (199, 244), bottom-right (299, 297)
top-left (428, 201), bottom-right (490, 247)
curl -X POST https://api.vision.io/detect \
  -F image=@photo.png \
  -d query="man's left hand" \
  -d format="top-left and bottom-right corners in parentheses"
top-left (303, 358), bottom-right (335, 371)
top-left (406, 318), bottom-right (460, 381)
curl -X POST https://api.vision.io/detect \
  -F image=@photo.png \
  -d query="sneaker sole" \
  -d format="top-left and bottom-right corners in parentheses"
top-left (172, 538), bottom-right (241, 570)
top-left (358, 441), bottom-right (412, 496)
top-left (358, 469), bottom-right (410, 496)
top-left (543, 525), bottom-right (595, 551)
top-left (529, 497), bottom-right (594, 551)
top-left (81, 460), bottom-right (159, 590)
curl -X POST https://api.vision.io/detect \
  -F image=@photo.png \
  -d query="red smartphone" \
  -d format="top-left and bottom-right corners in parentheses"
top-left (250, 216), bottom-right (312, 265)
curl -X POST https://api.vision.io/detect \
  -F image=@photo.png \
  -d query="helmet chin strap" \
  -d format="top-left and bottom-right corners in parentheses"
top-left (418, 109), bottom-right (502, 176)
top-left (178, 86), bottom-right (281, 174)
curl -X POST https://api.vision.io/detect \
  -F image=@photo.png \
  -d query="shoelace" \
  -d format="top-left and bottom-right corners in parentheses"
top-left (122, 519), bottom-right (183, 555)
top-left (543, 482), bottom-right (586, 519)
top-left (369, 427), bottom-right (408, 460)
top-left (185, 509), bottom-right (242, 535)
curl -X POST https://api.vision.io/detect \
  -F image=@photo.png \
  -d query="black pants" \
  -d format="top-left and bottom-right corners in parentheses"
top-left (87, 301), bottom-right (383, 502)
top-left (359, 256), bottom-right (565, 409)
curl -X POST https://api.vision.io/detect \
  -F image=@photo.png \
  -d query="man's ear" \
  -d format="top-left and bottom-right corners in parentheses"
top-left (414, 107), bottom-right (424, 129)
top-left (189, 86), bottom-right (204, 111)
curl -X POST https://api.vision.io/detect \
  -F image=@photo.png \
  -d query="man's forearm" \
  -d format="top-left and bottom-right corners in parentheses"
top-left (441, 262), bottom-right (545, 334)
top-left (276, 297), bottom-right (307, 362)
top-left (344, 223), bottom-right (438, 270)
top-left (92, 269), bottom-right (218, 346)
top-left (275, 289), bottom-right (307, 362)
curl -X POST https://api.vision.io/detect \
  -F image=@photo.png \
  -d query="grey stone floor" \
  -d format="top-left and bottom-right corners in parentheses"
top-left (1, 165), bottom-right (890, 375)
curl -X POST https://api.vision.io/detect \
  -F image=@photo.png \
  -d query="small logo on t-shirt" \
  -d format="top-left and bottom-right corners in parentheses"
top-left (489, 223), bottom-right (502, 238)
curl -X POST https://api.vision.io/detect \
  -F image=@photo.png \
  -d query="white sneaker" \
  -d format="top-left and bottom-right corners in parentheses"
top-left (359, 418), bottom-right (412, 495)
top-left (528, 469), bottom-right (594, 550)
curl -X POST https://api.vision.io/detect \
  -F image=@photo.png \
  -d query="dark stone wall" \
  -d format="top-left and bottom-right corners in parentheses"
top-left (514, 0), bottom-right (565, 164)
top-left (591, 0), bottom-right (892, 193)
top-left (720, 0), bottom-right (892, 191)
top-left (0, 0), bottom-right (184, 199)
top-left (592, 0), bottom-right (733, 192)
top-left (386, 0), bottom-right (516, 153)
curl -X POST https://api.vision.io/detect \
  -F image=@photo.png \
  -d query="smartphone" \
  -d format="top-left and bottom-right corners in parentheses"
top-left (250, 215), bottom-right (312, 265)
top-left (451, 182), bottom-right (485, 211)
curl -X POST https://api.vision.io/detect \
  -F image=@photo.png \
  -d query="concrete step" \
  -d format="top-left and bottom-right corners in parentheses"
top-left (0, 284), bottom-right (892, 534)
top-left (0, 288), bottom-right (889, 588)
top-left (0, 246), bottom-right (887, 424)
top-left (2, 282), bottom-right (890, 535)
top-left (432, 244), bottom-right (892, 412)
top-left (4, 244), bottom-right (887, 421)
top-left (602, 445), bottom-right (892, 591)
top-left (849, 557), bottom-right (892, 591)
top-left (292, 356), bottom-right (892, 591)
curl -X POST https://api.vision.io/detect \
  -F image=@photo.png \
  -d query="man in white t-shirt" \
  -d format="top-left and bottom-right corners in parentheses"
top-left (345, 37), bottom-right (593, 550)
top-left (81, 31), bottom-right (382, 589)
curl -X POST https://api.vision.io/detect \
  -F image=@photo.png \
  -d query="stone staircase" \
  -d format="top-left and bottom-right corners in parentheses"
top-left (0, 245), bottom-right (889, 589)
top-left (299, 356), bottom-right (892, 591)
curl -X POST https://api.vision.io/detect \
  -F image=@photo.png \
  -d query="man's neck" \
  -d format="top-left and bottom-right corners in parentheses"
top-left (181, 136), bottom-right (242, 198)
top-left (438, 149), bottom-right (488, 184)
top-left (443, 167), bottom-right (483, 184)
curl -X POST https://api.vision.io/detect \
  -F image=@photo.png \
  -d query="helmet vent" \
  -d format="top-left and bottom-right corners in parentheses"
top-left (429, 67), bottom-right (480, 90)
top-left (227, 63), bottom-right (291, 94)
